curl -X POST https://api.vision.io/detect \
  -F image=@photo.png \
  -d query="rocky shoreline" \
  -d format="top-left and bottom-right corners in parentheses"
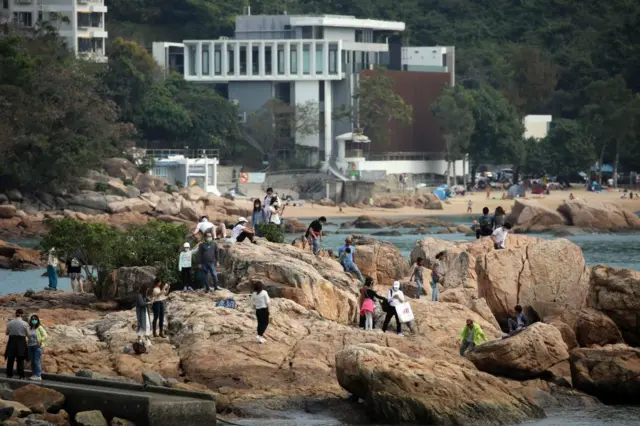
top-left (1, 233), bottom-right (639, 425)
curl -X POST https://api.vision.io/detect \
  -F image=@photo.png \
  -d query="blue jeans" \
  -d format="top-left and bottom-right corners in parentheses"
top-left (431, 275), bottom-right (438, 301)
top-left (345, 263), bottom-right (364, 283)
top-left (201, 263), bottom-right (219, 291)
top-left (312, 238), bottom-right (319, 255)
top-left (459, 340), bottom-right (475, 356)
top-left (47, 265), bottom-right (58, 289)
top-left (415, 279), bottom-right (423, 297)
top-left (28, 346), bottom-right (42, 377)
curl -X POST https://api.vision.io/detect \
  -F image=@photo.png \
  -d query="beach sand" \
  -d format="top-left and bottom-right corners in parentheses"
top-left (236, 188), bottom-right (640, 220)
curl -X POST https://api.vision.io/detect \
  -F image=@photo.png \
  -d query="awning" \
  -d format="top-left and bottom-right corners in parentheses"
top-left (335, 132), bottom-right (371, 143)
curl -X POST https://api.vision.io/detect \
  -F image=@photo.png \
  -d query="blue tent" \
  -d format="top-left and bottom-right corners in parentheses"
top-left (590, 164), bottom-right (613, 173)
top-left (433, 186), bottom-right (448, 200)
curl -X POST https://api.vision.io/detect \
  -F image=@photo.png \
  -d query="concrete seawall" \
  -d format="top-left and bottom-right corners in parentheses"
top-left (0, 369), bottom-right (216, 426)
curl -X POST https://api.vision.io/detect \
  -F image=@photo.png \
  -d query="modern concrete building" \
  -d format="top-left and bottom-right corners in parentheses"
top-left (524, 115), bottom-right (552, 140)
top-left (1, 0), bottom-right (108, 62)
top-left (152, 42), bottom-right (185, 77)
top-left (147, 149), bottom-right (220, 195)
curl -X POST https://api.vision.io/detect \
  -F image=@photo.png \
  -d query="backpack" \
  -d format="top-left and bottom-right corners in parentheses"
top-left (216, 297), bottom-right (237, 309)
top-left (478, 215), bottom-right (493, 232)
top-left (132, 341), bottom-right (147, 355)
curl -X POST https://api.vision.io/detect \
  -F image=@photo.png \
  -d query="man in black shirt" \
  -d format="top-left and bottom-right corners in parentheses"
top-left (305, 216), bottom-right (327, 255)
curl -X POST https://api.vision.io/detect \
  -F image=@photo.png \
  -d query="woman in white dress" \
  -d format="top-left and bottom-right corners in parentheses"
top-left (135, 286), bottom-right (152, 347)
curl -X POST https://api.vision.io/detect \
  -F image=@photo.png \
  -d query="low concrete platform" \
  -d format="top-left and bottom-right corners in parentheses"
top-left (0, 369), bottom-right (216, 426)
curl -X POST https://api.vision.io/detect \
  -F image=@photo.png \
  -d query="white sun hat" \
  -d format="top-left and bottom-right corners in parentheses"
top-left (238, 217), bottom-right (248, 223)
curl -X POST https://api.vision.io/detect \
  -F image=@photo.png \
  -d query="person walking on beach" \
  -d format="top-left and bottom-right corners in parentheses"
top-left (198, 231), bottom-right (220, 292)
top-left (5, 309), bottom-right (29, 379)
top-left (360, 278), bottom-right (385, 330)
top-left (467, 199), bottom-right (473, 213)
top-left (409, 257), bottom-right (425, 299)
top-left (252, 281), bottom-right (270, 344)
top-left (458, 318), bottom-right (488, 356)
top-left (136, 286), bottom-right (152, 347)
top-left (305, 216), bottom-right (327, 255)
top-left (151, 278), bottom-right (170, 338)
top-left (382, 281), bottom-right (405, 337)
top-left (476, 207), bottom-right (494, 239)
top-left (46, 248), bottom-right (58, 291)
top-left (431, 251), bottom-right (445, 301)
top-left (491, 222), bottom-right (512, 250)
top-left (179, 242), bottom-right (198, 292)
top-left (27, 314), bottom-right (47, 381)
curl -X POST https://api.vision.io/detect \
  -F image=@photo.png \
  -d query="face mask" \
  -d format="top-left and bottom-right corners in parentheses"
top-left (31, 320), bottom-right (37, 325)
top-left (206, 237), bottom-right (213, 242)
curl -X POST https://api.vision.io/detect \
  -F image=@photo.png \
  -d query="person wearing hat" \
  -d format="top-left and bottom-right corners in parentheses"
top-left (382, 281), bottom-right (406, 337)
top-left (178, 241), bottom-right (199, 292)
top-left (230, 217), bottom-right (257, 244)
top-left (46, 248), bottom-right (59, 291)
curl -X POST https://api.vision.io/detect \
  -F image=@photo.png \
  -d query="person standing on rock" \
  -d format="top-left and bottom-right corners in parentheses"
top-left (251, 199), bottom-right (267, 237)
top-left (491, 222), bottom-right (512, 250)
top-left (66, 251), bottom-right (83, 293)
top-left (27, 314), bottom-right (47, 381)
top-left (431, 251), bottom-right (445, 302)
top-left (179, 242), bottom-right (198, 292)
top-left (5, 309), bottom-right (29, 379)
top-left (198, 231), bottom-right (220, 292)
top-left (305, 216), bottom-right (327, 255)
top-left (151, 278), bottom-right (170, 338)
top-left (476, 207), bottom-right (494, 239)
top-left (361, 279), bottom-right (385, 330)
top-left (382, 281), bottom-right (405, 337)
top-left (136, 286), bottom-right (153, 347)
top-left (252, 281), bottom-right (270, 344)
top-left (46, 248), bottom-right (58, 291)
top-left (458, 319), bottom-right (488, 356)
top-left (409, 257), bottom-right (425, 299)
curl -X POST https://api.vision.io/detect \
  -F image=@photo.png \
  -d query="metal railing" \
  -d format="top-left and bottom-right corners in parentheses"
top-left (367, 151), bottom-right (447, 161)
top-left (143, 149), bottom-right (220, 159)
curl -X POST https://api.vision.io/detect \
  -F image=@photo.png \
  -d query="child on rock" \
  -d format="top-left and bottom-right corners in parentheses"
top-left (360, 277), bottom-right (385, 331)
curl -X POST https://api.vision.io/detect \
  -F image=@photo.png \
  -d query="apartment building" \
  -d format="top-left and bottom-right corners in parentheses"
top-left (1, 0), bottom-right (108, 61)
top-left (154, 13), bottom-right (458, 178)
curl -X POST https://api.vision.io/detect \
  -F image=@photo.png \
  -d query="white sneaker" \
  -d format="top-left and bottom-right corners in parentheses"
top-left (397, 333), bottom-right (405, 337)
top-left (183, 286), bottom-right (188, 292)
top-left (29, 375), bottom-right (41, 381)
top-left (256, 335), bottom-right (262, 343)
top-left (258, 336), bottom-right (266, 344)
top-left (187, 287), bottom-right (195, 292)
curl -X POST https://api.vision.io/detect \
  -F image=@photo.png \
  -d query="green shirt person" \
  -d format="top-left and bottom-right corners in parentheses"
top-left (458, 318), bottom-right (488, 356)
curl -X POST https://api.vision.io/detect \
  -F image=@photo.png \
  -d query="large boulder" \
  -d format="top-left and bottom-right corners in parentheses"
top-left (570, 345), bottom-right (640, 404)
top-left (410, 238), bottom-right (477, 289)
top-left (75, 410), bottom-right (108, 426)
top-left (283, 218), bottom-right (307, 234)
top-left (588, 265), bottom-right (640, 346)
top-left (335, 344), bottom-right (544, 425)
top-left (218, 241), bottom-right (360, 324)
top-left (13, 385), bottom-right (65, 413)
top-left (0, 204), bottom-right (17, 219)
top-left (107, 198), bottom-right (152, 214)
top-left (440, 287), bottom-right (500, 330)
top-left (102, 158), bottom-right (140, 181)
top-left (466, 323), bottom-right (570, 379)
top-left (353, 241), bottom-right (410, 286)
top-left (66, 191), bottom-right (110, 212)
top-left (477, 238), bottom-right (590, 323)
top-left (101, 266), bottom-right (157, 301)
top-left (134, 174), bottom-right (167, 193)
top-left (0, 240), bottom-right (43, 270)
top-left (557, 199), bottom-right (640, 230)
top-left (508, 199), bottom-right (566, 231)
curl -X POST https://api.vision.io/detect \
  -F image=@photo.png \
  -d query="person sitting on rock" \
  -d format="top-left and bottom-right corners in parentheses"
top-left (360, 278), bottom-right (385, 331)
top-left (193, 216), bottom-right (227, 240)
top-left (476, 207), bottom-right (494, 239)
top-left (341, 247), bottom-right (364, 283)
top-left (458, 318), bottom-right (488, 356)
top-left (491, 222), bottom-right (512, 250)
top-left (507, 305), bottom-right (528, 334)
top-left (230, 217), bottom-right (257, 244)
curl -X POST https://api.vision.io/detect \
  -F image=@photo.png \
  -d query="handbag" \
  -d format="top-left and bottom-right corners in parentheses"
top-left (396, 302), bottom-right (415, 323)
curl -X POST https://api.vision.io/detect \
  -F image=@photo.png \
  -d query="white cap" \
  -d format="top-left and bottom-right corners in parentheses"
top-left (183, 242), bottom-right (191, 248)
top-left (392, 281), bottom-right (400, 290)
top-left (238, 217), bottom-right (248, 223)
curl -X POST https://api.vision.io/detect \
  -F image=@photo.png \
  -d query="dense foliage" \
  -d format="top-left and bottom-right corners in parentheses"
top-left (256, 223), bottom-right (285, 243)
top-left (40, 218), bottom-right (189, 297)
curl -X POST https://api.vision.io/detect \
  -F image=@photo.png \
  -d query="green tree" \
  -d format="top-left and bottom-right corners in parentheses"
top-left (468, 85), bottom-right (525, 182)
top-left (544, 119), bottom-right (595, 177)
top-left (432, 85), bottom-right (475, 186)
top-left (135, 83), bottom-right (193, 143)
top-left (0, 29), bottom-right (130, 192)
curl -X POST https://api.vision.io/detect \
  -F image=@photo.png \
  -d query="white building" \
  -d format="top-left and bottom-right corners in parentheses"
top-left (524, 115), bottom-right (552, 140)
top-left (147, 149), bottom-right (220, 195)
top-left (1, 0), bottom-right (108, 62)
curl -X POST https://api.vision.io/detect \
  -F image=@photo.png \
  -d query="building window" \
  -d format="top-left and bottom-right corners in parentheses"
top-left (227, 47), bottom-right (234, 74)
top-left (302, 44), bottom-right (310, 74)
top-left (78, 38), bottom-right (103, 53)
top-left (14, 12), bottom-right (32, 27)
top-left (153, 167), bottom-right (168, 178)
top-left (319, 82), bottom-right (325, 102)
top-left (302, 26), bottom-right (312, 39)
top-left (214, 48), bottom-right (221, 75)
top-left (2, 0), bottom-right (8, 9)
top-left (315, 44), bottom-right (323, 73)
top-left (277, 46), bottom-right (285, 75)
top-left (329, 45), bottom-right (337, 74)
top-left (442, 53), bottom-right (447, 67)
top-left (239, 45), bottom-right (247, 75)
top-left (265, 45), bottom-right (272, 75)
top-left (37, 11), bottom-right (42, 22)
top-left (188, 45), bottom-right (196, 76)
top-left (202, 44), bottom-right (210, 75)
top-left (290, 48), bottom-right (297, 74)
